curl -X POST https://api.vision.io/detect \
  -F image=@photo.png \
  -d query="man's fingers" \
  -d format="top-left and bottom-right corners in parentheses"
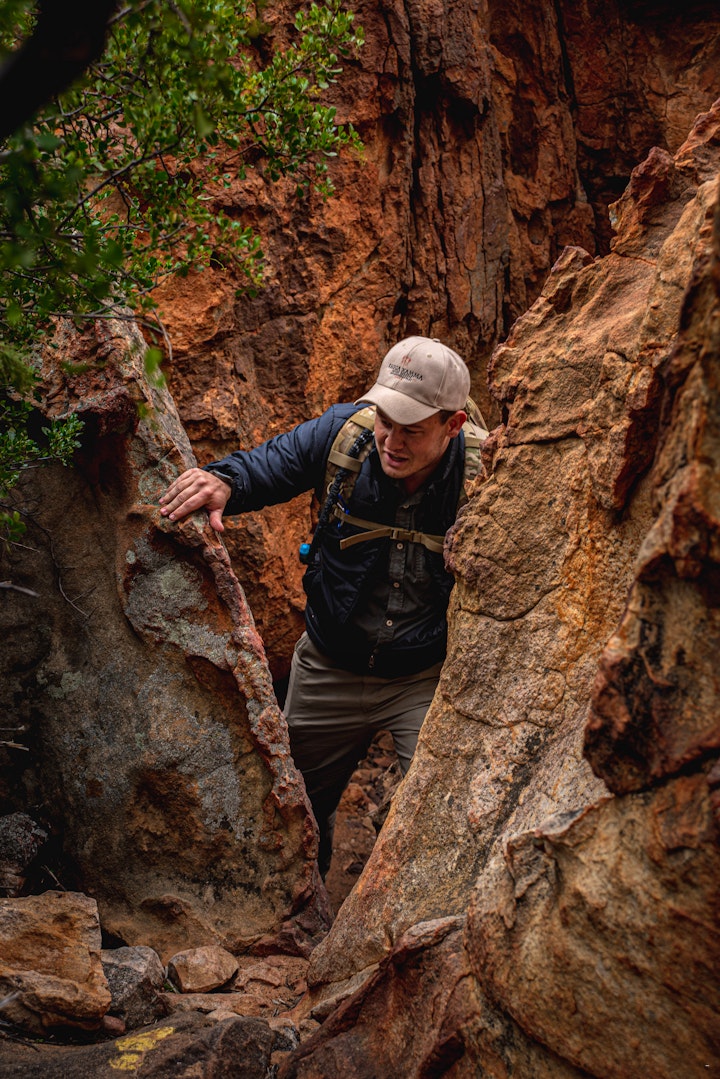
top-left (162, 490), bottom-right (205, 519)
top-left (160, 468), bottom-right (231, 527)
top-left (159, 467), bottom-right (204, 507)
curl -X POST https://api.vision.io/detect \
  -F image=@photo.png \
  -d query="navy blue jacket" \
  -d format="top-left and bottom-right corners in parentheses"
top-left (206, 404), bottom-right (465, 677)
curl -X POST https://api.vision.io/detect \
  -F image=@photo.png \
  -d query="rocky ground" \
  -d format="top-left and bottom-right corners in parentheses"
top-left (0, 753), bottom-right (399, 1078)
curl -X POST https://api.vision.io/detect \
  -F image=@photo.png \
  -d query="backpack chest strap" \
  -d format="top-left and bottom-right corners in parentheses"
top-left (334, 507), bottom-right (446, 554)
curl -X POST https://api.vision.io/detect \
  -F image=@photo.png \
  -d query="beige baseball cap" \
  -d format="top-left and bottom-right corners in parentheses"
top-left (356, 336), bottom-right (470, 424)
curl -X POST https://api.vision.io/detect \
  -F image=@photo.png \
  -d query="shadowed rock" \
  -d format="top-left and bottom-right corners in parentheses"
top-left (0, 1013), bottom-right (282, 1079)
top-left (0, 814), bottom-right (47, 897)
top-left (0, 321), bottom-right (331, 959)
top-left (102, 946), bottom-right (166, 1029)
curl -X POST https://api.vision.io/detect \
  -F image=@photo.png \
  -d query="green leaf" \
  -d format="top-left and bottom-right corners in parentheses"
top-left (144, 347), bottom-right (166, 388)
top-left (192, 100), bottom-right (215, 139)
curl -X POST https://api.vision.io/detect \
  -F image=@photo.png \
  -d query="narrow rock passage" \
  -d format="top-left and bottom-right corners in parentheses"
top-left (324, 733), bottom-right (401, 915)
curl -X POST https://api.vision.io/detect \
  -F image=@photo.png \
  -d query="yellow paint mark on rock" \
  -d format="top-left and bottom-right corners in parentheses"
top-left (109, 1026), bottom-right (175, 1071)
top-left (110, 1054), bottom-right (141, 1072)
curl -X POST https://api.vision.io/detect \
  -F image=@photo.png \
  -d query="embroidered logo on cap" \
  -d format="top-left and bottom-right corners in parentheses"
top-left (387, 358), bottom-right (423, 382)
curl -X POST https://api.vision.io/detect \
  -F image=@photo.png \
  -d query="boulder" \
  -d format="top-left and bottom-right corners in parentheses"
top-left (461, 99), bottom-right (718, 1077)
top-left (0, 891), bottom-right (111, 1034)
top-left (102, 945), bottom-right (166, 1029)
top-left (167, 945), bottom-right (239, 994)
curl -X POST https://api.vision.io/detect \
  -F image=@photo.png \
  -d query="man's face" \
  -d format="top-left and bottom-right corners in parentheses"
top-left (374, 408), bottom-right (465, 492)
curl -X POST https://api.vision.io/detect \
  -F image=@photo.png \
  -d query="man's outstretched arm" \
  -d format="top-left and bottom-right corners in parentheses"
top-left (160, 404), bottom-right (359, 530)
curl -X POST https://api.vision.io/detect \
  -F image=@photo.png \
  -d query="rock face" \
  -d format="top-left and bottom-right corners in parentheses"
top-left (154, 0), bottom-right (720, 681)
top-left (280, 916), bottom-right (589, 1079)
top-left (280, 917), bottom-right (479, 1079)
top-left (282, 102), bottom-right (720, 1075)
top-left (469, 773), bottom-right (720, 1077)
top-left (0, 324), bottom-right (330, 959)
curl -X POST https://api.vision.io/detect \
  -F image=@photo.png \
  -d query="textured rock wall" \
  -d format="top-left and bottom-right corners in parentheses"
top-left (0, 323), bottom-right (330, 959)
top-left (154, 0), bottom-right (720, 680)
top-left (281, 101), bottom-right (720, 1077)
top-left (466, 117), bottom-right (720, 1074)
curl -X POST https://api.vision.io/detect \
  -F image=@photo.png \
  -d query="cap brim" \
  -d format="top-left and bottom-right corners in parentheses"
top-left (355, 384), bottom-right (438, 425)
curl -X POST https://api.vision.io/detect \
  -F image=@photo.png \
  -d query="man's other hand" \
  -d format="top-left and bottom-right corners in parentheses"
top-left (159, 468), bottom-right (231, 533)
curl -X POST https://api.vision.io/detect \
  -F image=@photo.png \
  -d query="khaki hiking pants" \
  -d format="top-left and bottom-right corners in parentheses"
top-left (284, 631), bottom-right (442, 874)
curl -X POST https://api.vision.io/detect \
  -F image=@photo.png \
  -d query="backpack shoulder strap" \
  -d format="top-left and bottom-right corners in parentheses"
top-left (325, 406), bottom-right (376, 485)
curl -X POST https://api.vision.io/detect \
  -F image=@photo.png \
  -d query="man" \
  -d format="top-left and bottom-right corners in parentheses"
top-left (160, 336), bottom-right (472, 874)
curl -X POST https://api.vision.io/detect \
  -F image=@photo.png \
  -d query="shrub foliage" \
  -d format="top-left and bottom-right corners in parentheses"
top-left (0, 0), bottom-right (363, 544)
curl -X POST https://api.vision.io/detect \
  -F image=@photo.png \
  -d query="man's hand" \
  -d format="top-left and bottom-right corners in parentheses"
top-left (159, 468), bottom-right (231, 533)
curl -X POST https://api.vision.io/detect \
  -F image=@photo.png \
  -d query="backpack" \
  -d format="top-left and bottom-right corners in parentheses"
top-left (299, 400), bottom-right (488, 562)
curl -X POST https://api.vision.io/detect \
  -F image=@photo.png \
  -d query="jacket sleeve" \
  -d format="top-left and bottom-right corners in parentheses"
top-left (203, 403), bottom-right (360, 516)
